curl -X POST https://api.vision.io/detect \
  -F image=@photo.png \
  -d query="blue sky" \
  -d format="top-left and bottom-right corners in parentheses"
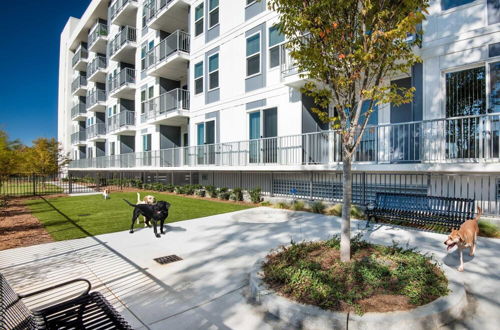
top-left (0, 0), bottom-right (90, 145)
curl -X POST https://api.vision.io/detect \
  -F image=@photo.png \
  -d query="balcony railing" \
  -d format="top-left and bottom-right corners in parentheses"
top-left (107, 110), bottom-right (136, 133)
top-left (71, 102), bottom-right (86, 119)
top-left (108, 68), bottom-right (135, 94)
top-left (144, 0), bottom-right (177, 24)
top-left (109, 0), bottom-right (138, 22)
top-left (71, 76), bottom-right (87, 93)
top-left (70, 114), bottom-right (500, 169)
top-left (141, 88), bottom-right (189, 123)
top-left (108, 26), bottom-right (137, 57)
top-left (87, 89), bottom-right (107, 109)
top-left (71, 131), bottom-right (86, 145)
top-left (145, 30), bottom-right (190, 70)
top-left (87, 56), bottom-right (107, 78)
top-left (87, 123), bottom-right (107, 139)
top-left (88, 23), bottom-right (108, 47)
top-left (72, 47), bottom-right (88, 68)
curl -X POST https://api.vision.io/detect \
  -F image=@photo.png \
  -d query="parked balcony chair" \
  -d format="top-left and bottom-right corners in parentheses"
top-left (0, 273), bottom-right (132, 329)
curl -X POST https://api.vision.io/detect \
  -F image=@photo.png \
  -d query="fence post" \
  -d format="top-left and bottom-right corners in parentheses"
top-left (270, 172), bottom-right (274, 197)
top-left (69, 174), bottom-right (73, 194)
top-left (32, 173), bottom-right (36, 196)
top-left (309, 172), bottom-right (313, 200)
top-left (120, 171), bottom-right (123, 190)
top-left (362, 172), bottom-right (367, 205)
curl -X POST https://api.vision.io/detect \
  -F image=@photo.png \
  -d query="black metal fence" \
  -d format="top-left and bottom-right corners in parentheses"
top-left (0, 174), bottom-right (97, 197)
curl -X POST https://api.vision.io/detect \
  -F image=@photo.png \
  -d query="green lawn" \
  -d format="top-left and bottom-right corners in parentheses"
top-left (1, 182), bottom-right (63, 196)
top-left (25, 192), bottom-right (254, 241)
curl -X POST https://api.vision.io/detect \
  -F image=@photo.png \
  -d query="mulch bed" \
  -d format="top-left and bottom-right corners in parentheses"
top-left (0, 197), bottom-right (54, 251)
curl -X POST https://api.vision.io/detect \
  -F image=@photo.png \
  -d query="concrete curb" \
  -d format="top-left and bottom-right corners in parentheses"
top-left (249, 258), bottom-right (467, 330)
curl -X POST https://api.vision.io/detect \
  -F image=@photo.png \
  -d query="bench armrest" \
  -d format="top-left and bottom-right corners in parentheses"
top-left (18, 278), bottom-right (91, 299)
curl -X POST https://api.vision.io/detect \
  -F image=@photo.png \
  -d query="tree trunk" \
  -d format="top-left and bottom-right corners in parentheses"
top-left (341, 152), bottom-right (352, 262)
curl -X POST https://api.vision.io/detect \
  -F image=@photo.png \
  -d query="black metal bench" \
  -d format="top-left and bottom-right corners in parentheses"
top-left (0, 273), bottom-right (132, 329)
top-left (365, 193), bottom-right (475, 229)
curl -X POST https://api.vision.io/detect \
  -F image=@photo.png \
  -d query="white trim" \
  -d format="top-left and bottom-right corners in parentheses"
top-left (208, 52), bottom-right (220, 91)
top-left (245, 0), bottom-right (257, 8)
top-left (246, 31), bottom-right (261, 77)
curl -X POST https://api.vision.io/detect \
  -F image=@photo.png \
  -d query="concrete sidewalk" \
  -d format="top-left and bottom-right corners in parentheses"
top-left (0, 207), bottom-right (498, 329)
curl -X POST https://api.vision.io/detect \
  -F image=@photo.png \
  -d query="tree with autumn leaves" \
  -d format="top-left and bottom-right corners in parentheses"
top-left (268, 0), bottom-right (429, 261)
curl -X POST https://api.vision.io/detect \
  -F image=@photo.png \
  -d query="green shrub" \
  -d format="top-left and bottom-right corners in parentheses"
top-left (326, 204), bottom-right (343, 216)
top-left (275, 202), bottom-right (290, 209)
top-left (174, 186), bottom-right (183, 194)
top-left (195, 189), bottom-right (206, 197)
top-left (311, 201), bottom-right (326, 214)
top-left (260, 201), bottom-right (271, 206)
top-left (231, 188), bottom-right (243, 201)
top-left (479, 220), bottom-right (500, 238)
top-left (218, 187), bottom-right (230, 200)
top-left (205, 185), bottom-right (217, 198)
top-left (290, 200), bottom-right (307, 211)
top-left (165, 184), bottom-right (175, 192)
top-left (184, 185), bottom-right (195, 195)
top-left (326, 203), bottom-right (366, 219)
top-left (249, 187), bottom-right (262, 204)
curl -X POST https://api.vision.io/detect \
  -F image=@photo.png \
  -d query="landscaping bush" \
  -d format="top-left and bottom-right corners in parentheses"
top-left (205, 185), bottom-right (217, 198)
top-left (276, 202), bottom-right (290, 209)
top-left (165, 184), bottom-right (175, 192)
top-left (174, 186), bottom-right (183, 194)
top-left (263, 234), bottom-right (449, 314)
top-left (326, 203), bottom-right (366, 219)
top-left (290, 200), bottom-right (307, 211)
top-left (184, 185), bottom-right (195, 195)
top-left (195, 189), bottom-right (206, 197)
top-left (260, 201), bottom-right (271, 206)
top-left (311, 201), bottom-right (326, 214)
top-left (231, 188), bottom-right (243, 201)
top-left (479, 220), bottom-right (500, 238)
top-left (218, 187), bottom-right (230, 200)
top-left (249, 187), bottom-right (262, 204)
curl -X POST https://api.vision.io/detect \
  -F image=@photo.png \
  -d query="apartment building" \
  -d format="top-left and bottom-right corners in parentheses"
top-left (58, 0), bottom-right (500, 215)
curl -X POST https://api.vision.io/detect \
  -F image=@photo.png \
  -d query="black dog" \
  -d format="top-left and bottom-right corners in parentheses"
top-left (124, 200), bottom-right (170, 238)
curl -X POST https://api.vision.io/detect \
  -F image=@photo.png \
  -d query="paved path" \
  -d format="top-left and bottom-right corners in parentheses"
top-left (0, 207), bottom-right (498, 329)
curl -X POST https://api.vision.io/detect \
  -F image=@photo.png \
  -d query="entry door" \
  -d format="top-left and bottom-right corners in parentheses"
top-left (263, 108), bottom-right (278, 163)
top-left (143, 134), bottom-right (152, 166)
top-left (205, 121), bottom-right (215, 164)
top-left (249, 111), bottom-right (261, 163)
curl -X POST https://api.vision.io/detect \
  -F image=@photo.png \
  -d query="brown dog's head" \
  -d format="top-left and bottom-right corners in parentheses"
top-left (444, 229), bottom-right (462, 251)
top-left (144, 195), bottom-right (156, 205)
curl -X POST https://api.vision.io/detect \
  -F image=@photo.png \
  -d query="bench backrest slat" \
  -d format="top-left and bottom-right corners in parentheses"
top-left (0, 274), bottom-right (36, 330)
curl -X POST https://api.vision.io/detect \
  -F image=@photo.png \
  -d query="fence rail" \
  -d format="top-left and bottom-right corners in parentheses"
top-left (0, 174), bottom-right (97, 197)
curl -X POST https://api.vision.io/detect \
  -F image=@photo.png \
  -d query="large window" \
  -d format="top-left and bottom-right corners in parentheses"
top-left (209, 0), bottom-right (219, 29)
top-left (441, 0), bottom-right (475, 11)
top-left (194, 3), bottom-right (204, 36)
top-left (246, 33), bottom-right (261, 77)
top-left (194, 61), bottom-right (204, 94)
top-left (269, 25), bottom-right (285, 68)
top-left (445, 66), bottom-right (486, 118)
top-left (490, 61), bottom-right (500, 113)
top-left (208, 53), bottom-right (219, 90)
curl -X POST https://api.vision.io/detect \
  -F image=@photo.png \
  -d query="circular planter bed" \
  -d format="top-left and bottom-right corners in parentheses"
top-left (249, 236), bottom-right (466, 330)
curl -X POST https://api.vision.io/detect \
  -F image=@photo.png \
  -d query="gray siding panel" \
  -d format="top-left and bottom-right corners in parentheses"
top-left (246, 99), bottom-right (266, 110)
top-left (412, 63), bottom-right (423, 121)
top-left (245, 1), bottom-right (265, 21)
top-left (245, 23), bottom-right (266, 92)
top-left (205, 46), bottom-right (220, 104)
top-left (205, 111), bottom-right (220, 143)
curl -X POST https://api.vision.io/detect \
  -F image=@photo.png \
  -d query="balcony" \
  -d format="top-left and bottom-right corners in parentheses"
top-left (87, 123), bottom-right (107, 141)
top-left (107, 110), bottom-right (136, 135)
top-left (72, 47), bottom-right (88, 71)
top-left (141, 88), bottom-right (189, 125)
top-left (144, 0), bottom-right (189, 32)
top-left (71, 131), bottom-right (87, 146)
top-left (86, 89), bottom-right (107, 112)
top-left (109, 0), bottom-right (138, 27)
top-left (108, 26), bottom-right (136, 63)
top-left (108, 68), bottom-right (136, 99)
top-left (71, 76), bottom-right (87, 96)
top-left (70, 114), bottom-right (500, 169)
top-left (145, 30), bottom-right (190, 80)
top-left (87, 56), bottom-right (107, 83)
top-left (88, 22), bottom-right (108, 54)
top-left (280, 44), bottom-right (309, 89)
top-left (71, 102), bottom-right (87, 121)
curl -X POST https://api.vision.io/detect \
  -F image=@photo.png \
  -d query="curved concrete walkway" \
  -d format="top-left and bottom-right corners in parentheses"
top-left (0, 207), bottom-right (498, 329)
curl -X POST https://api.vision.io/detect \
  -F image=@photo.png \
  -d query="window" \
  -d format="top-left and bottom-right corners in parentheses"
top-left (110, 142), bottom-right (115, 156)
top-left (490, 61), bottom-right (500, 113)
top-left (441, 0), bottom-right (475, 11)
top-left (246, 0), bottom-right (257, 5)
top-left (141, 89), bottom-right (147, 113)
top-left (197, 123), bottom-right (205, 145)
top-left (143, 134), bottom-right (152, 152)
top-left (194, 61), bottom-right (204, 94)
top-left (208, 53), bottom-right (219, 90)
top-left (246, 33), bottom-right (261, 77)
top-left (209, 0), bottom-right (219, 29)
top-left (195, 3), bottom-right (204, 36)
top-left (497, 179), bottom-right (500, 201)
top-left (269, 25), bottom-right (285, 68)
top-left (445, 67), bottom-right (486, 118)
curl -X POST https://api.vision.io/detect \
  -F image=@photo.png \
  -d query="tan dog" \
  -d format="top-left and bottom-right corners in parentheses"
top-left (136, 192), bottom-right (156, 226)
top-left (102, 189), bottom-right (110, 200)
top-left (444, 206), bottom-right (481, 272)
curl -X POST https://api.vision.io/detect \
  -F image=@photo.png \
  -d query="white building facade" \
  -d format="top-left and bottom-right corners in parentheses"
top-left (58, 0), bottom-right (500, 215)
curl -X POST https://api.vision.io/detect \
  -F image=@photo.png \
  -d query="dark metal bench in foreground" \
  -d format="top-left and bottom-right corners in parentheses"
top-left (0, 274), bottom-right (132, 329)
top-left (365, 192), bottom-right (475, 229)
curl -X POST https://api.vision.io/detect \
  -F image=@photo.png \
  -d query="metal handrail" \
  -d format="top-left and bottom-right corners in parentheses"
top-left (87, 89), bottom-right (107, 109)
top-left (107, 110), bottom-right (136, 133)
top-left (108, 68), bottom-right (135, 94)
top-left (144, 0), bottom-right (176, 24)
top-left (71, 76), bottom-right (87, 93)
top-left (71, 130), bottom-right (86, 144)
top-left (72, 47), bottom-right (88, 67)
top-left (87, 123), bottom-right (107, 139)
top-left (88, 22), bottom-right (108, 46)
top-left (141, 88), bottom-right (189, 123)
top-left (71, 102), bottom-right (86, 119)
top-left (145, 30), bottom-right (190, 70)
top-left (108, 26), bottom-right (136, 57)
top-left (109, 0), bottom-right (138, 21)
top-left (87, 56), bottom-right (107, 78)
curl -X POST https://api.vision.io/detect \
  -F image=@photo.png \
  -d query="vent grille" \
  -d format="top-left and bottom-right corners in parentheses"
top-left (154, 255), bottom-right (183, 265)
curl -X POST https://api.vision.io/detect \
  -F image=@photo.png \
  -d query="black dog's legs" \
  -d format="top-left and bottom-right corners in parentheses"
top-left (130, 210), bottom-right (139, 234)
top-left (160, 218), bottom-right (166, 234)
top-left (152, 220), bottom-right (161, 238)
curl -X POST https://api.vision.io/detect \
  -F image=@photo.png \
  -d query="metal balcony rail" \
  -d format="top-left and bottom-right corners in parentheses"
top-left (71, 76), bottom-right (87, 93)
top-left (87, 89), bottom-right (107, 109)
top-left (144, 0), bottom-right (176, 24)
top-left (69, 113), bottom-right (500, 169)
top-left (87, 123), bottom-right (107, 139)
top-left (108, 26), bottom-right (137, 57)
top-left (87, 56), bottom-right (107, 77)
top-left (109, 0), bottom-right (138, 22)
top-left (72, 47), bottom-right (88, 67)
top-left (88, 22), bottom-right (108, 47)
top-left (141, 88), bottom-right (189, 123)
top-left (108, 68), bottom-right (135, 94)
top-left (71, 130), bottom-right (86, 145)
top-left (145, 30), bottom-right (190, 70)
top-left (71, 102), bottom-right (86, 119)
top-left (107, 110), bottom-right (136, 133)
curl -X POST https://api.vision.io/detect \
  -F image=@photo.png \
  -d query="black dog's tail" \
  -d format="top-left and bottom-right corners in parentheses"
top-left (123, 199), bottom-right (137, 207)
